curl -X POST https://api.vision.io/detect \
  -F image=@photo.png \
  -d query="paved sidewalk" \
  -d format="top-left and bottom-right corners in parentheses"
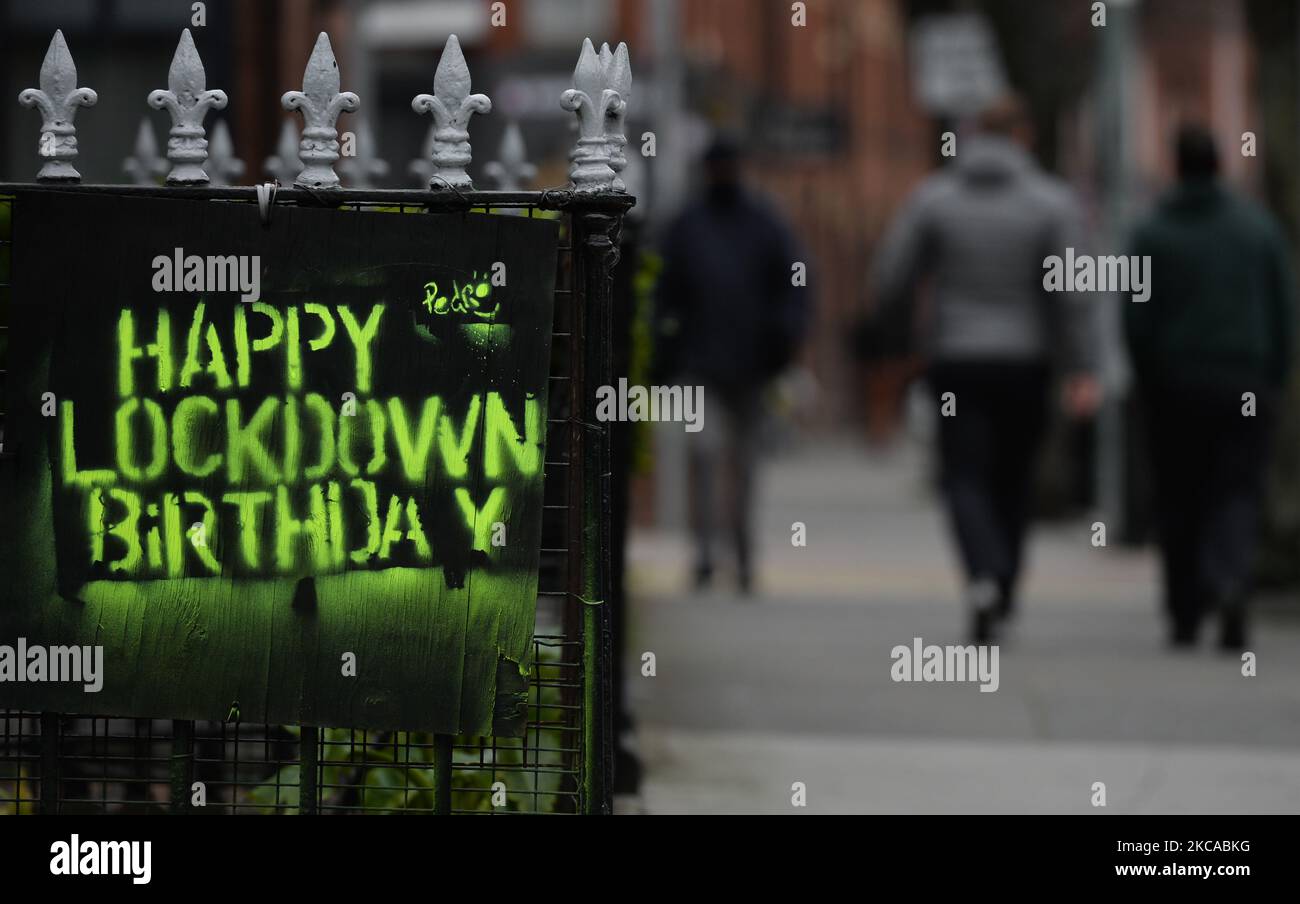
top-left (619, 440), bottom-right (1300, 814)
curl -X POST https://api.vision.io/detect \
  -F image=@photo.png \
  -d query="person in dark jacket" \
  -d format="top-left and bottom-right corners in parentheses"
top-left (872, 95), bottom-right (1099, 643)
top-left (1126, 124), bottom-right (1296, 650)
top-left (657, 136), bottom-right (808, 593)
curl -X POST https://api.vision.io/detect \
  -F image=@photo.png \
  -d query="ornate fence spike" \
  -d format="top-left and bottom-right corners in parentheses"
top-left (264, 119), bottom-right (302, 185)
top-left (148, 28), bottom-right (228, 185)
top-left (338, 118), bottom-right (389, 189)
top-left (207, 119), bottom-right (246, 187)
top-left (411, 34), bottom-right (491, 190)
top-left (123, 118), bottom-right (166, 185)
top-left (561, 38), bottom-right (619, 193)
top-left (18, 30), bottom-right (98, 183)
top-left (604, 42), bottom-right (631, 192)
top-left (282, 32), bottom-right (359, 190)
top-left (484, 121), bottom-right (537, 191)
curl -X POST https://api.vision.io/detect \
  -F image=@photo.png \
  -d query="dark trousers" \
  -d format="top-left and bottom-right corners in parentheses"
top-left (687, 385), bottom-right (759, 578)
top-left (929, 361), bottom-right (1051, 598)
top-left (1144, 384), bottom-right (1273, 629)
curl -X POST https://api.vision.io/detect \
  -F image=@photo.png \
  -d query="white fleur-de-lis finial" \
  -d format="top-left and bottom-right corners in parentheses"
top-left (604, 42), bottom-right (631, 192)
top-left (484, 122), bottom-right (537, 191)
top-left (561, 38), bottom-right (620, 192)
top-left (123, 118), bottom-right (167, 185)
top-left (338, 118), bottom-right (389, 188)
top-left (18, 30), bottom-right (98, 182)
top-left (148, 28), bottom-right (228, 184)
top-left (207, 119), bottom-right (246, 187)
top-left (264, 119), bottom-right (303, 185)
top-left (282, 32), bottom-right (359, 189)
top-left (411, 35), bottom-right (491, 190)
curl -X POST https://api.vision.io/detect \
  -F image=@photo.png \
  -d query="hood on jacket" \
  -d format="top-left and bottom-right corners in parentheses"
top-left (1161, 179), bottom-right (1227, 216)
top-left (955, 134), bottom-right (1034, 185)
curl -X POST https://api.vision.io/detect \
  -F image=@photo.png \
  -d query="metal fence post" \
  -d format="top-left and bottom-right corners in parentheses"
top-left (170, 719), bottom-right (195, 813)
top-left (299, 725), bottom-right (318, 815)
top-left (39, 712), bottom-right (59, 814)
top-left (576, 207), bottom-right (622, 814)
top-left (432, 734), bottom-right (453, 814)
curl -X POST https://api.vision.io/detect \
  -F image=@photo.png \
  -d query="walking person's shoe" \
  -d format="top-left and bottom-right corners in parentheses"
top-left (1218, 593), bottom-right (1248, 651)
top-left (967, 577), bottom-right (1000, 645)
top-left (1167, 590), bottom-right (1202, 648)
top-left (1169, 617), bottom-right (1200, 649)
top-left (693, 562), bottom-right (714, 590)
top-left (737, 537), bottom-right (754, 597)
top-left (1219, 610), bottom-right (1247, 651)
top-left (996, 576), bottom-right (1017, 622)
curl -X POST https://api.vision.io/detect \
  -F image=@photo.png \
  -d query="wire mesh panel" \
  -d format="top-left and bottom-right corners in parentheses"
top-left (0, 187), bottom-right (625, 815)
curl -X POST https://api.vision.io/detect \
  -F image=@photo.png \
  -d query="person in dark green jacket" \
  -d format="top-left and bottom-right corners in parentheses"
top-left (1126, 124), bottom-right (1296, 650)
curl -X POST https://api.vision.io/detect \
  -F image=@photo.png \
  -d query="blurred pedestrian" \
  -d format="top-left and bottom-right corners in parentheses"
top-left (656, 135), bottom-right (809, 593)
top-left (1126, 124), bottom-right (1295, 650)
top-left (872, 95), bottom-right (1099, 642)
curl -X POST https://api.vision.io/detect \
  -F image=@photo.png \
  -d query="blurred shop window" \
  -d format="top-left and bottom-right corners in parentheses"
top-left (9, 0), bottom-right (96, 29)
top-left (524, 0), bottom-right (613, 49)
top-left (358, 0), bottom-right (489, 50)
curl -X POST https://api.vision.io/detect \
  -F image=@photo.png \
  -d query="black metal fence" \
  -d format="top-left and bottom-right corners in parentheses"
top-left (0, 184), bottom-right (628, 814)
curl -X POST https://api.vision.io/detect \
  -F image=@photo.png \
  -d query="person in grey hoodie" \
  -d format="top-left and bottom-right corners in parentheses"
top-left (872, 95), bottom-right (1099, 643)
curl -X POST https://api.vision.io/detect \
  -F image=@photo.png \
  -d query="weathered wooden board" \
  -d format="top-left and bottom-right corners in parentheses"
top-left (0, 192), bottom-right (557, 735)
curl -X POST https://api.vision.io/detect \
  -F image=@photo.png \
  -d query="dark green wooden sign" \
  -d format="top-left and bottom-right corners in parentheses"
top-left (0, 192), bottom-right (558, 735)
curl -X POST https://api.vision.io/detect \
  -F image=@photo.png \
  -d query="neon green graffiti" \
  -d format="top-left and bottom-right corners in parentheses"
top-left (72, 296), bottom-right (547, 579)
top-left (178, 302), bottom-right (233, 390)
top-left (325, 481), bottom-right (345, 567)
top-left (285, 304), bottom-right (336, 390)
top-left (422, 273), bottom-right (496, 319)
top-left (231, 304), bottom-right (285, 388)
top-left (172, 395), bottom-right (222, 477)
top-left (121, 302), bottom-right (381, 395)
top-left (118, 309), bottom-right (173, 396)
top-left (484, 394), bottom-right (542, 478)
top-left (438, 395), bottom-right (480, 479)
top-left (347, 478), bottom-right (381, 564)
top-left (222, 490), bottom-right (272, 569)
top-left (225, 397), bottom-right (282, 484)
top-left (337, 304), bottom-right (384, 393)
top-left (338, 398), bottom-right (387, 477)
top-left (87, 488), bottom-right (107, 565)
top-left (280, 394), bottom-right (302, 483)
top-left (388, 396), bottom-right (442, 483)
top-left (302, 393), bottom-right (336, 480)
top-left (183, 491), bottom-right (221, 573)
top-left (88, 488), bottom-right (221, 576)
top-left (162, 493), bottom-right (185, 578)
top-left (275, 483), bottom-right (331, 572)
top-left (61, 401), bottom-right (116, 488)
top-left (103, 488), bottom-right (142, 574)
top-left (378, 494), bottom-right (432, 562)
top-left (146, 503), bottom-right (163, 571)
top-left (114, 398), bottom-right (169, 481)
top-left (454, 486), bottom-right (508, 551)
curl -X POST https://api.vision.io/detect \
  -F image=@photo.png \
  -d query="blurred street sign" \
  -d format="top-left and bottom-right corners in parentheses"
top-left (910, 13), bottom-right (1008, 117)
top-left (753, 103), bottom-right (848, 156)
